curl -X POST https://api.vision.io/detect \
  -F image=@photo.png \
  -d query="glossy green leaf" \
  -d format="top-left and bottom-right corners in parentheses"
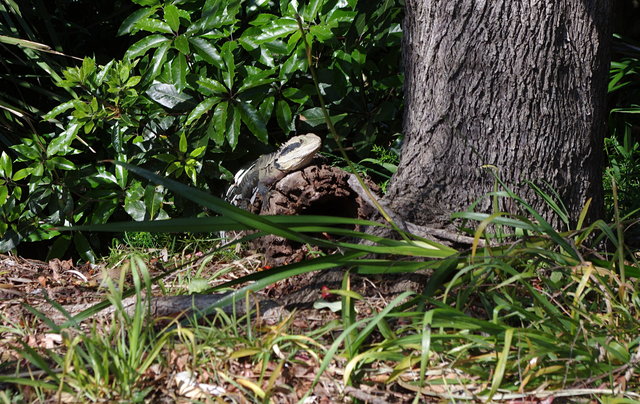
top-left (49, 157), bottom-right (76, 171)
top-left (280, 52), bottom-right (307, 79)
top-left (93, 169), bottom-right (118, 185)
top-left (299, 107), bottom-right (345, 127)
top-left (164, 4), bottom-right (181, 32)
top-left (135, 18), bottom-right (173, 34)
top-left (237, 67), bottom-right (276, 92)
top-left (220, 41), bottom-right (237, 89)
top-left (179, 132), bottom-right (188, 153)
top-left (73, 233), bottom-right (96, 263)
top-left (227, 105), bottom-right (240, 149)
top-left (190, 1), bottom-right (239, 33)
top-left (190, 146), bottom-right (206, 158)
top-left (47, 123), bottom-right (80, 157)
top-left (144, 184), bottom-right (164, 220)
top-left (0, 186), bottom-right (7, 206)
top-left (117, 63), bottom-right (130, 83)
top-left (238, 102), bottom-right (268, 143)
top-left (147, 42), bottom-right (171, 81)
top-left (189, 37), bottom-right (222, 68)
top-left (125, 75), bottom-right (141, 88)
top-left (166, 161), bottom-right (182, 177)
top-left (90, 200), bottom-right (118, 224)
top-left (186, 97), bottom-right (219, 126)
top-left (12, 168), bottom-right (31, 181)
top-left (146, 82), bottom-right (192, 109)
top-left (209, 101), bottom-right (228, 145)
top-left (42, 100), bottom-right (75, 121)
top-left (0, 229), bottom-right (21, 253)
top-left (0, 152), bottom-right (11, 178)
top-left (174, 35), bottom-right (190, 54)
top-left (276, 100), bottom-right (293, 134)
top-left (118, 7), bottom-right (157, 36)
top-left (79, 58), bottom-right (96, 83)
top-left (254, 17), bottom-right (298, 42)
top-left (26, 225), bottom-right (61, 243)
top-left (237, 26), bottom-right (260, 50)
top-left (115, 159), bottom-right (128, 189)
top-left (310, 24), bottom-right (333, 42)
top-left (185, 163), bottom-right (198, 184)
top-left (124, 181), bottom-right (146, 221)
top-left (31, 163), bottom-right (44, 177)
top-left (303, 0), bottom-right (324, 20)
top-left (197, 77), bottom-right (227, 95)
top-left (95, 59), bottom-right (115, 85)
top-left (282, 87), bottom-right (310, 104)
top-left (258, 96), bottom-right (274, 122)
top-left (172, 53), bottom-right (188, 91)
top-left (125, 35), bottom-right (170, 59)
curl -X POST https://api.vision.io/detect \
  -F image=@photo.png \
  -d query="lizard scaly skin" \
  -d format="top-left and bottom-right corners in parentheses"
top-left (226, 133), bottom-right (322, 209)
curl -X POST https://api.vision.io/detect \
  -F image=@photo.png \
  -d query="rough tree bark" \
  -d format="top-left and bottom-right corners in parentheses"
top-left (385, 1), bottom-right (612, 230)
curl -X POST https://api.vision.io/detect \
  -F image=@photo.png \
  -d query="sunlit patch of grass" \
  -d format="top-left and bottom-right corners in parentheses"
top-left (0, 257), bottom-right (169, 402)
top-left (106, 232), bottom-right (225, 266)
top-left (325, 194), bottom-right (640, 401)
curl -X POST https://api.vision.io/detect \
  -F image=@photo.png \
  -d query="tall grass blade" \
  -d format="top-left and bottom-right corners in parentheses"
top-left (576, 198), bottom-right (592, 231)
top-left (488, 328), bottom-right (514, 400)
top-left (610, 176), bottom-right (627, 299)
top-left (341, 270), bottom-right (357, 361)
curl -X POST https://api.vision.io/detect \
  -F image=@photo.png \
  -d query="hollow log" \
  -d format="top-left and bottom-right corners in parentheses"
top-left (251, 165), bottom-right (379, 267)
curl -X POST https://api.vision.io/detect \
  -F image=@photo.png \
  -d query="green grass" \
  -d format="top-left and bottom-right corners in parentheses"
top-left (1, 176), bottom-right (639, 402)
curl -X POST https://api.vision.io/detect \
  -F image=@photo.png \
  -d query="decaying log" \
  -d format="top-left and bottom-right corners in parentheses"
top-left (39, 292), bottom-right (283, 325)
top-left (250, 164), bottom-right (379, 266)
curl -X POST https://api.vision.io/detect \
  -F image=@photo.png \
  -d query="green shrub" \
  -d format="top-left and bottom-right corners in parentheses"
top-left (606, 36), bottom-right (640, 217)
top-left (1, 0), bottom-right (404, 259)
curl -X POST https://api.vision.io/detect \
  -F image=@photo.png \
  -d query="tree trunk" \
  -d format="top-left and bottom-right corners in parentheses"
top-left (386, 1), bottom-right (611, 230)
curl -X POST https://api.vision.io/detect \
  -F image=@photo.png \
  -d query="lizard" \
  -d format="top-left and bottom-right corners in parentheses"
top-left (225, 133), bottom-right (322, 210)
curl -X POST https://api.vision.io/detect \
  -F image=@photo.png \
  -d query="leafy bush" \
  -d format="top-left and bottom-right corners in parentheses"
top-left (606, 36), bottom-right (640, 217)
top-left (0, 0), bottom-right (132, 147)
top-left (1, 0), bottom-right (404, 259)
top-left (0, 0), bottom-right (136, 258)
top-left (7, 0), bottom-right (639, 261)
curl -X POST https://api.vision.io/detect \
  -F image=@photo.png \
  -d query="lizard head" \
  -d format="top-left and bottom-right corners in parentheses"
top-left (274, 133), bottom-right (322, 171)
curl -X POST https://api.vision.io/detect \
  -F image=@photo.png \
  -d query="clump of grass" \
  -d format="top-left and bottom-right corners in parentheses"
top-left (1, 257), bottom-right (173, 402)
top-left (326, 185), bottom-right (640, 401)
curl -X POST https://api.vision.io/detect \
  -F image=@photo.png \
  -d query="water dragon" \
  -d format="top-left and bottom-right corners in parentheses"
top-left (225, 133), bottom-right (322, 209)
